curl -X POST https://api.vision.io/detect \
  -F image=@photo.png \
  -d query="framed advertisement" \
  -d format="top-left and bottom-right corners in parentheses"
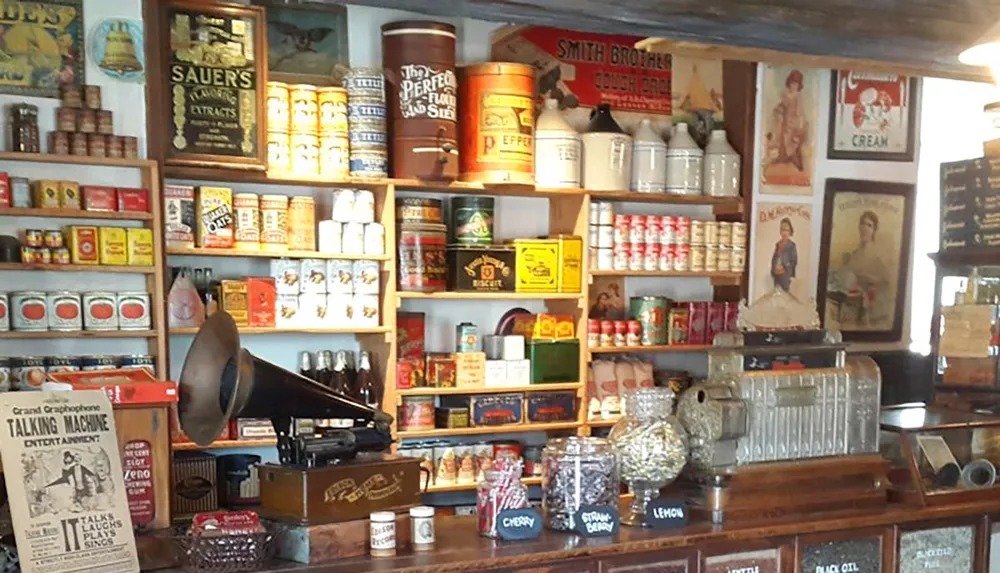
top-left (817, 178), bottom-right (915, 343)
top-left (0, 0), bottom-right (84, 97)
top-left (259, 1), bottom-right (349, 86)
top-left (760, 65), bottom-right (819, 196)
top-left (750, 201), bottom-right (814, 305)
top-left (162, 1), bottom-right (267, 170)
top-left (828, 71), bottom-right (918, 162)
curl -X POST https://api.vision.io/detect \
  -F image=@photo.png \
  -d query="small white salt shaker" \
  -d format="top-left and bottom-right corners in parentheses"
top-left (318, 220), bottom-right (343, 253)
top-left (364, 222), bottom-right (385, 255)
top-left (409, 506), bottom-right (435, 551)
top-left (369, 511), bottom-right (396, 557)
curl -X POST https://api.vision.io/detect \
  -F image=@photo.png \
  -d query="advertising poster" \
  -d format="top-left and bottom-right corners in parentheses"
top-left (829, 71), bottom-right (918, 161)
top-left (751, 201), bottom-right (814, 304)
top-left (671, 55), bottom-right (724, 147)
top-left (760, 64), bottom-right (819, 195)
top-left (0, 391), bottom-right (139, 573)
top-left (0, 0), bottom-right (85, 97)
top-left (490, 25), bottom-right (671, 131)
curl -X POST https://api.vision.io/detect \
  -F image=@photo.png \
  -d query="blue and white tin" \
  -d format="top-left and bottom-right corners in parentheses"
top-left (343, 68), bottom-right (386, 100)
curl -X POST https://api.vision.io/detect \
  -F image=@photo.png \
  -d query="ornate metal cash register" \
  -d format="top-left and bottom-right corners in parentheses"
top-left (677, 290), bottom-right (888, 523)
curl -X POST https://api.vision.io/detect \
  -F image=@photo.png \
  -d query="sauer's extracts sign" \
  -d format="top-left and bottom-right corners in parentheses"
top-left (164, 2), bottom-right (266, 170)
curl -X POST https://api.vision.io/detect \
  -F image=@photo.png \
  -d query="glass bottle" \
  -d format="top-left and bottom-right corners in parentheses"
top-left (609, 388), bottom-right (688, 526)
top-left (541, 436), bottom-right (618, 531)
top-left (345, 350), bottom-right (357, 389)
top-left (534, 98), bottom-right (581, 189)
top-left (356, 351), bottom-right (377, 408)
top-left (330, 350), bottom-right (350, 394)
top-left (476, 458), bottom-right (528, 538)
top-left (581, 103), bottom-right (632, 191)
top-left (317, 350), bottom-right (335, 388)
top-left (298, 351), bottom-right (314, 380)
top-left (193, 268), bottom-right (205, 299)
top-left (203, 268), bottom-right (214, 302)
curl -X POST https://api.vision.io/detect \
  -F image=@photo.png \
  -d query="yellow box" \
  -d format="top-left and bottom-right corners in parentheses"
top-left (59, 181), bottom-right (81, 209)
top-left (32, 180), bottom-right (60, 208)
top-left (126, 228), bottom-right (154, 266)
top-left (196, 186), bottom-right (234, 248)
top-left (513, 239), bottom-right (558, 293)
top-left (97, 226), bottom-right (127, 265)
top-left (220, 280), bottom-right (249, 326)
top-left (555, 234), bottom-right (582, 293)
top-left (455, 352), bottom-right (486, 388)
top-left (66, 225), bottom-right (99, 265)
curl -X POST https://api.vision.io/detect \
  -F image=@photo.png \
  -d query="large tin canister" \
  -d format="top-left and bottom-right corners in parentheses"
top-left (629, 296), bottom-right (669, 345)
top-left (458, 63), bottom-right (535, 185)
top-left (381, 21), bottom-right (458, 181)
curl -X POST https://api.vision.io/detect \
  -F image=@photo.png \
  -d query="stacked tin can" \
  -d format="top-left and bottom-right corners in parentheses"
top-left (289, 84), bottom-right (321, 176)
top-left (588, 201), bottom-right (746, 273)
top-left (318, 87), bottom-right (350, 178)
top-left (265, 82), bottom-right (292, 173)
top-left (344, 68), bottom-right (388, 178)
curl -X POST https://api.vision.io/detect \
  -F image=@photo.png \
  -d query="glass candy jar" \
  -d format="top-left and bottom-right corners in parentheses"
top-left (609, 388), bottom-right (688, 525)
top-left (476, 458), bottom-right (528, 538)
top-left (541, 437), bottom-right (618, 531)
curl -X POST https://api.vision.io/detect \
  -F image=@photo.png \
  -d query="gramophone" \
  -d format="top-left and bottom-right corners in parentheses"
top-left (178, 312), bottom-right (421, 524)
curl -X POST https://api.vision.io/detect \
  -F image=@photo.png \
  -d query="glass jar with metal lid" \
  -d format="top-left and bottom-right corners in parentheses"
top-left (541, 436), bottom-right (618, 531)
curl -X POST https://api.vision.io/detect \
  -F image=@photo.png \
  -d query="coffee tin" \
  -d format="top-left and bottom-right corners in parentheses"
top-left (118, 292), bottom-right (151, 330)
top-left (0, 357), bottom-right (9, 391)
top-left (690, 220), bottom-right (705, 245)
top-left (717, 221), bottom-right (733, 247)
top-left (289, 84), bottom-right (319, 134)
top-left (266, 131), bottom-right (290, 173)
top-left (83, 291), bottom-right (118, 330)
top-left (81, 355), bottom-right (118, 371)
top-left (121, 354), bottom-right (155, 372)
top-left (704, 221), bottom-right (719, 246)
top-left (12, 356), bottom-right (45, 391)
top-left (46, 291), bottom-right (82, 331)
top-left (396, 197), bottom-right (442, 224)
top-left (266, 81), bottom-right (290, 131)
top-left (732, 222), bottom-right (747, 248)
top-left (451, 196), bottom-right (494, 246)
top-left (343, 68), bottom-right (385, 99)
top-left (0, 292), bottom-right (8, 331)
top-left (46, 356), bottom-right (81, 373)
top-left (12, 291), bottom-right (47, 331)
top-left (318, 87), bottom-right (349, 135)
top-left (731, 247), bottom-right (746, 272)
top-left (690, 244), bottom-right (706, 272)
top-left (347, 100), bottom-right (387, 122)
top-left (349, 150), bottom-right (388, 179)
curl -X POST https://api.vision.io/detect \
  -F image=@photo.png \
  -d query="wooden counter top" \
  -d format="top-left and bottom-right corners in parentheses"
top-left (254, 500), bottom-right (1000, 572)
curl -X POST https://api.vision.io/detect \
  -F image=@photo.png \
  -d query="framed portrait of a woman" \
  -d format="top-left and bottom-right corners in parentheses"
top-left (817, 178), bottom-right (915, 342)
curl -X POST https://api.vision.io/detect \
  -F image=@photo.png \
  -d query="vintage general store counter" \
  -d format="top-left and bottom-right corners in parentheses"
top-left (213, 500), bottom-right (1000, 573)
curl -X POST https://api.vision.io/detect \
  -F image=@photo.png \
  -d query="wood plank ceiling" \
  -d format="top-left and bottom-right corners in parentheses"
top-left (331, 0), bottom-right (1000, 80)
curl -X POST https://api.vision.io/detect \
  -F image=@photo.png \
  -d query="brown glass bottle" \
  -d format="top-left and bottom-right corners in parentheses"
top-left (356, 351), bottom-right (378, 409)
top-left (316, 350), bottom-right (335, 388)
top-left (330, 350), bottom-right (350, 395)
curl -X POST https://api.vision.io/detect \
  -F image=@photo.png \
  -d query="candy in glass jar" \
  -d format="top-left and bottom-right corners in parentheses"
top-left (541, 437), bottom-right (618, 531)
top-left (476, 458), bottom-right (528, 538)
top-left (609, 388), bottom-right (688, 526)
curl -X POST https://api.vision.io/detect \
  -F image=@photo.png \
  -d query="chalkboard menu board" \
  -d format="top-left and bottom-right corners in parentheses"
top-left (899, 526), bottom-right (974, 573)
top-left (163, 1), bottom-right (266, 170)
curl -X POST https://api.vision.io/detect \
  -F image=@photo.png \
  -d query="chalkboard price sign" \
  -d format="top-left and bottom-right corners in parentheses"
top-left (645, 499), bottom-right (687, 529)
top-left (163, 1), bottom-right (266, 170)
top-left (496, 508), bottom-right (543, 541)
top-left (574, 504), bottom-right (620, 537)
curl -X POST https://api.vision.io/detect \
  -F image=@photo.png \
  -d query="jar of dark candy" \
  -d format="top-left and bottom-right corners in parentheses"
top-left (9, 104), bottom-right (40, 153)
top-left (541, 436), bottom-right (618, 531)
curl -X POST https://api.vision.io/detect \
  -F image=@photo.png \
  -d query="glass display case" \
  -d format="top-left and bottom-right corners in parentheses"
top-left (881, 404), bottom-right (1000, 505)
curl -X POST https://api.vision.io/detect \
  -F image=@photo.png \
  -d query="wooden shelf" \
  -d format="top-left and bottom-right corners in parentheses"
top-left (167, 246), bottom-right (389, 261)
top-left (928, 249), bottom-right (1000, 267)
top-left (0, 207), bottom-right (153, 221)
top-left (587, 417), bottom-right (621, 428)
top-left (588, 190), bottom-right (743, 208)
top-left (0, 262), bottom-right (156, 273)
top-left (0, 330), bottom-right (157, 340)
top-left (173, 439), bottom-right (276, 451)
top-left (0, 151), bottom-right (155, 169)
top-left (590, 270), bottom-right (743, 285)
top-left (934, 384), bottom-right (1000, 394)
top-left (589, 344), bottom-right (712, 354)
top-left (170, 326), bottom-right (390, 335)
top-left (398, 383), bottom-right (582, 396)
top-left (424, 477), bottom-right (542, 493)
top-left (395, 180), bottom-right (581, 199)
top-left (398, 421), bottom-right (581, 439)
top-left (398, 291), bottom-right (582, 300)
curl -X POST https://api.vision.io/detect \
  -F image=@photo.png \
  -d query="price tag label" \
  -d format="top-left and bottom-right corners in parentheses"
top-left (645, 499), bottom-right (687, 529)
top-left (496, 508), bottom-right (543, 541)
top-left (574, 504), bottom-right (619, 537)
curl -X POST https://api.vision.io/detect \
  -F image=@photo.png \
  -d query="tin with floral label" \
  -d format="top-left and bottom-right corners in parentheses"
top-left (38, 248), bottom-right (51, 264)
top-left (613, 216), bottom-right (630, 244)
top-left (643, 242), bottom-right (659, 271)
top-left (82, 291), bottom-right (118, 330)
top-left (24, 229), bottom-right (43, 248)
top-left (613, 243), bottom-right (629, 271)
top-left (628, 217), bottom-right (645, 245)
top-left (674, 216), bottom-right (691, 245)
top-left (628, 243), bottom-right (644, 271)
top-left (20, 247), bottom-right (37, 264)
top-left (12, 357), bottom-right (45, 391)
top-left (660, 216), bottom-right (676, 245)
top-left (658, 244), bottom-right (674, 271)
top-left (44, 230), bottom-right (64, 249)
top-left (643, 215), bottom-right (660, 245)
top-left (12, 291), bottom-right (47, 331)
top-left (47, 291), bottom-right (82, 331)
top-left (118, 292), bottom-right (151, 330)
top-left (630, 296), bottom-right (669, 345)
top-left (673, 243), bottom-right (690, 271)
top-left (690, 244), bottom-right (706, 272)
top-left (0, 357), bottom-right (9, 391)
top-left (0, 292), bottom-right (7, 331)
top-left (46, 356), bottom-right (81, 373)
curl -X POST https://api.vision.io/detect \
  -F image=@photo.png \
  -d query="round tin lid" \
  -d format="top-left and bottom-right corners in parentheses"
top-left (381, 20), bottom-right (456, 37)
top-left (460, 62), bottom-right (535, 78)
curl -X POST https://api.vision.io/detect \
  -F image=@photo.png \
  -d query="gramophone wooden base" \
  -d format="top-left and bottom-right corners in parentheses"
top-left (258, 454), bottom-right (422, 525)
top-left (680, 454), bottom-right (889, 524)
top-left (274, 511), bottom-right (412, 564)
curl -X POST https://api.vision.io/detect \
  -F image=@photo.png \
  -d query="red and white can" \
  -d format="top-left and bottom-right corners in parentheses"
top-left (587, 319), bottom-right (601, 348)
top-left (643, 242), bottom-right (660, 271)
top-left (83, 291), bottom-right (118, 330)
top-left (690, 245), bottom-right (706, 272)
top-left (674, 216), bottom-right (691, 245)
top-left (46, 291), bottom-right (82, 331)
top-left (0, 292), bottom-right (8, 332)
top-left (673, 244), bottom-right (690, 271)
top-left (658, 244), bottom-right (675, 271)
top-left (643, 215), bottom-right (660, 245)
top-left (660, 216), bottom-right (676, 245)
top-left (626, 320), bottom-right (641, 347)
top-left (117, 291), bottom-right (151, 330)
top-left (11, 291), bottom-right (47, 331)
top-left (613, 320), bottom-right (627, 347)
top-left (690, 220), bottom-right (705, 245)
top-left (628, 243), bottom-right (644, 271)
top-left (628, 216), bottom-right (645, 244)
top-left (599, 320), bottom-right (614, 347)
top-left (613, 243), bottom-right (630, 270)
top-left (613, 215), bottom-right (630, 243)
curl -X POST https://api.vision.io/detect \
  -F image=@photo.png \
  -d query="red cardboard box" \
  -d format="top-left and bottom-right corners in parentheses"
top-left (686, 302), bottom-right (709, 345)
top-left (725, 302), bottom-right (740, 333)
top-left (0, 172), bottom-right (10, 207)
top-left (82, 185), bottom-right (117, 211)
top-left (117, 187), bottom-right (149, 212)
top-left (247, 277), bottom-right (276, 327)
top-left (706, 302), bottom-right (726, 344)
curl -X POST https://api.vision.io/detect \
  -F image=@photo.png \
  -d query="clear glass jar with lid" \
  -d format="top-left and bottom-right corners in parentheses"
top-left (609, 387), bottom-right (689, 525)
top-left (476, 458), bottom-right (528, 538)
top-left (541, 436), bottom-right (619, 531)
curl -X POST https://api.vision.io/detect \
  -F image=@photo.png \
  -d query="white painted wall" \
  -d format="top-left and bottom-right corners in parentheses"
top-left (747, 66), bottom-right (922, 351)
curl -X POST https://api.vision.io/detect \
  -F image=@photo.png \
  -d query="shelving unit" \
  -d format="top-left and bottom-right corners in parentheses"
top-left (398, 421), bottom-right (582, 439)
top-left (587, 417), bottom-right (620, 428)
top-left (0, 153), bottom-right (168, 379)
top-left (169, 326), bottom-right (392, 336)
top-left (425, 476), bottom-right (542, 493)
top-left (168, 246), bottom-right (390, 261)
top-left (397, 383), bottom-right (582, 397)
top-left (173, 439), bottom-right (277, 451)
top-left (397, 291), bottom-right (582, 301)
top-left (588, 344), bottom-right (712, 354)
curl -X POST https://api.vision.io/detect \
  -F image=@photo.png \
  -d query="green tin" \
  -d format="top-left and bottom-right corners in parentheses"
top-left (451, 196), bottom-right (494, 245)
top-left (629, 296), bottom-right (669, 345)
